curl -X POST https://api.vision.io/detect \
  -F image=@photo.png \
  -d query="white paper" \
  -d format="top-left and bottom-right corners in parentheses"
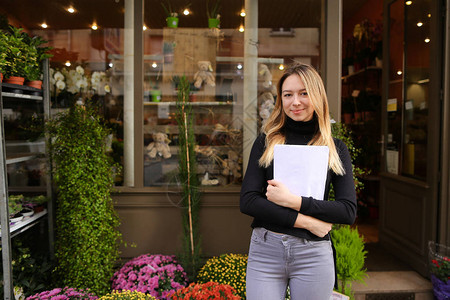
top-left (274, 145), bottom-right (329, 200)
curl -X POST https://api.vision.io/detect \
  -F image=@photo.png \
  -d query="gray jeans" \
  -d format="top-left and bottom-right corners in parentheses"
top-left (246, 227), bottom-right (334, 300)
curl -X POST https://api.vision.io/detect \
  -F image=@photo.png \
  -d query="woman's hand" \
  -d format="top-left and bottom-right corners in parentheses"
top-left (294, 213), bottom-right (332, 238)
top-left (266, 179), bottom-right (302, 211)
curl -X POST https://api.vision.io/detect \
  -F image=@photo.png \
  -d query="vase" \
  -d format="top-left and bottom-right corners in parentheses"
top-left (208, 18), bottom-right (220, 28)
top-left (26, 80), bottom-right (43, 89)
top-left (4, 76), bottom-right (25, 85)
top-left (431, 275), bottom-right (450, 300)
top-left (166, 17), bottom-right (179, 28)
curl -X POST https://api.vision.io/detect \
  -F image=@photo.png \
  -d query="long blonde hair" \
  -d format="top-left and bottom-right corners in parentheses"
top-left (258, 63), bottom-right (345, 175)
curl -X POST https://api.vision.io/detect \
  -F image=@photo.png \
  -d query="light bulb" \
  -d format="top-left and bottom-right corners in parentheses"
top-left (143, 25), bottom-right (147, 31)
top-left (183, 8), bottom-right (190, 15)
top-left (406, 1), bottom-right (412, 5)
top-left (65, 61), bottom-right (71, 67)
top-left (152, 62), bottom-right (157, 68)
top-left (41, 23), bottom-right (48, 29)
top-left (240, 9), bottom-right (246, 17)
top-left (92, 23), bottom-right (98, 30)
top-left (279, 64), bottom-right (285, 70)
top-left (397, 70), bottom-right (402, 75)
top-left (417, 22), bottom-right (423, 27)
top-left (237, 63), bottom-right (243, 70)
top-left (425, 38), bottom-right (430, 43)
top-left (239, 25), bottom-right (244, 32)
top-left (67, 7), bottom-right (75, 13)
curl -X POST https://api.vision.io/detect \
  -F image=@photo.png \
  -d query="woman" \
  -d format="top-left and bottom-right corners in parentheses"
top-left (240, 63), bottom-right (356, 300)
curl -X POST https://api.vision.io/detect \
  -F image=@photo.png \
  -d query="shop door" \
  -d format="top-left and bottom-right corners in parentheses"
top-left (380, 0), bottom-right (444, 275)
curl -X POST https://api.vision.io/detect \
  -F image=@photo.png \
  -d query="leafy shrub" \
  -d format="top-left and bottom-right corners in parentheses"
top-left (331, 225), bottom-right (367, 299)
top-left (197, 254), bottom-right (247, 299)
top-left (111, 254), bottom-right (188, 299)
top-left (47, 104), bottom-right (122, 295)
top-left (98, 290), bottom-right (157, 300)
top-left (25, 287), bottom-right (98, 300)
top-left (169, 282), bottom-right (241, 300)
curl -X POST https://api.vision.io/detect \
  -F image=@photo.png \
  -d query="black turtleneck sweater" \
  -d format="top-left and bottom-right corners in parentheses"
top-left (240, 116), bottom-right (357, 241)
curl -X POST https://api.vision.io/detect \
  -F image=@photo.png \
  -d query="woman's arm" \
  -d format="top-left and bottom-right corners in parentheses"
top-left (266, 139), bottom-right (357, 225)
top-left (294, 213), bottom-right (333, 238)
top-left (240, 136), bottom-right (298, 228)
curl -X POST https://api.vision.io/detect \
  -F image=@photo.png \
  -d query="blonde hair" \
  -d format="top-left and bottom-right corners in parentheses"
top-left (258, 63), bottom-right (345, 175)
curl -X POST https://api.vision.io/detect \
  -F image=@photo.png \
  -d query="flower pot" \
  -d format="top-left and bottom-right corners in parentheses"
top-left (208, 18), bottom-right (220, 28)
top-left (1, 73), bottom-right (3, 83)
top-left (26, 80), bottom-right (43, 90)
top-left (166, 17), bottom-right (179, 28)
top-left (4, 76), bottom-right (25, 85)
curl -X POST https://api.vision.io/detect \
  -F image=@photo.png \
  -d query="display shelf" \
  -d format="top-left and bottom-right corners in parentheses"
top-left (6, 154), bottom-right (39, 165)
top-left (144, 101), bottom-right (234, 106)
top-left (0, 209), bottom-right (47, 238)
top-left (1, 91), bottom-right (43, 101)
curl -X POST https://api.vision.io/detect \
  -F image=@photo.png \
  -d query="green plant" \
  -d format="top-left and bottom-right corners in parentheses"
top-left (8, 194), bottom-right (24, 216)
top-left (176, 75), bottom-right (202, 279)
top-left (331, 225), bottom-right (367, 299)
top-left (169, 282), bottom-right (241, 300)
top-left (0, 32), bottom-right (8, 75)
top-left (161, 0), bottom-right (178, 18)
top-left (98, 290), bottom-right (158, 300)
top-left (197, 253), bottom-right (247, 299)
top-left (47, 102), bottom-right (122, 296)
top-left (206, 0), bottom-right (221, 19)
top-left (22, 34), bottom-right (52, 81)
top-left (2, 26), bottom-right (35, 78)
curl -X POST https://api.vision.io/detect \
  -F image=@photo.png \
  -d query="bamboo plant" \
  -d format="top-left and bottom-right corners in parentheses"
top-left (175, 76), bottom-right (202, 279)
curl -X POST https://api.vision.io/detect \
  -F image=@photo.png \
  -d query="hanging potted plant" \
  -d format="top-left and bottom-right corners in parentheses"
top-left (206, 0), bottom-right (221, 28)
top-left (161, 0), bottom-right (179, 28)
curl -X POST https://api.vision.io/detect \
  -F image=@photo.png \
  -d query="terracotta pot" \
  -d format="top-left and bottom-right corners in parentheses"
top-left (1, 73), bottom-right (3, 83)
top-left (4, 76), bottom-right (25, 85)
top-left (26, 80), bottom-right (43, 89)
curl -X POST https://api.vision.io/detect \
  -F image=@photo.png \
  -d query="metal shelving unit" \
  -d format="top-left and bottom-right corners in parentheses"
top-left (0, 59), bottom-right (52, 300)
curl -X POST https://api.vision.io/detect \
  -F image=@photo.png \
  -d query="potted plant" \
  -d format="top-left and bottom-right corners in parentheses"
top-left (196, 253), bottom-right (248, 299)
top-left (8, 194), bottom-right (24, 218)
top-left (24, 35), bottom-right (53, 89)
top-left (2, 26), bottom-right (34, 85)
top-left (111, 254), bottom-right (188, 299)
top-left (161, 0), bottom-right (179, 28)
top-left (206, 0), bottom-right (221, 28)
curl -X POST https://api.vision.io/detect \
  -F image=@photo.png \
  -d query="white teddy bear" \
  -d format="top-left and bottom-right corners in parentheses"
top-left (258, 63), bottom-right (277, 96)
top-left (194, 61), bottom-right (216, 88)
top-left (146, 132), bottom-right (172, 159)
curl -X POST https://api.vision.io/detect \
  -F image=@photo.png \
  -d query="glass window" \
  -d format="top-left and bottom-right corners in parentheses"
top-left (142, 0), bottom-right (322, 187)
top-left (386, 0), bottom-right (430, 180)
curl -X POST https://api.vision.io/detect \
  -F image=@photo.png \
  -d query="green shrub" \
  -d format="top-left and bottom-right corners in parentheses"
top-left (331, 225), bottom-right (367, 299)
top-left (47, 103), bottom-right (122, 295)
top-left (197, 253), bottom-right (247, 299)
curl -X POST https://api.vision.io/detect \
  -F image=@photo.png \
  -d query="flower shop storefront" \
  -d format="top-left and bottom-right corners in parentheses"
top-left (0, 0), bottom-right (346, 260)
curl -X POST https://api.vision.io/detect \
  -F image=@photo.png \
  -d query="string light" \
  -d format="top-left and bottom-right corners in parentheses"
top-left (41, 23), bottom-right (48, 28)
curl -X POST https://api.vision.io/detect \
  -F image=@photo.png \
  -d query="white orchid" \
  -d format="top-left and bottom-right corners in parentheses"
top-left (56, 80), bottom-right (66, 90)
top-left (76, 65), bottom-right (85, 75)
top-left (54, 71), bottom-right (64, 82)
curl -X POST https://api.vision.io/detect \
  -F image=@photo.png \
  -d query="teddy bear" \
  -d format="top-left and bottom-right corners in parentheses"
top-left (258, 63), bottom-right (277, 96)
top-left (259, 97), bottom-right (275, 124)
top-left (194, 60), bottom-right (216, 89)
top-left (146, 132), bottom-right (172, 159)
top-left (222, 150), bottom-right (241, 180)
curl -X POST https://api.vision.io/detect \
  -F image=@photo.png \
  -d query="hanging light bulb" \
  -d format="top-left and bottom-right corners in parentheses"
top-left (67, 6), bottom-right (75, 13)
top-left (65, 60), bottom-right (71, 67)
top-left (41, 22), bottom-right (48, 29)
top-left (91, 23), bottom-right (98, 30)
top-left (240, 9), bottom-right (246, 17)
top-left (239, 24), bottom-right (244, 32)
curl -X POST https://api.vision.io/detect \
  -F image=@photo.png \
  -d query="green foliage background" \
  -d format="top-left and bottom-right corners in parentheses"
top-left (47, 104), bottom-right (121, 295)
